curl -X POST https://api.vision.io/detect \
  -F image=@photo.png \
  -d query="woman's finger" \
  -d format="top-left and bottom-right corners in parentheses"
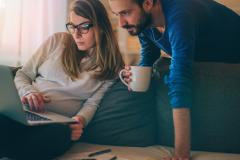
top-left (27, 96), bottom-right (34, 111)
top-left (71, 131), bottom-right (83, 141)
top-left (21, 96), bottom-right (27, 105)
top-left (71, 135), bottom-right (80, 141)
top-left (72, 130), bottom-right (83, 136)
top-left (32, 95), bottom-right (41, 112)
top-left (35, 94), bottom-right (45, 112)
top-left (70, 123), bottom-right (83, 131)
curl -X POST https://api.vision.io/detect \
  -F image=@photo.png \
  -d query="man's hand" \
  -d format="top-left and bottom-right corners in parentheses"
top-left (121, 65), bottom-right (132, 91)
top-left (21, 92), bottom-right (50, 112)
top-left (163, 157), bottom-right (189, 160)
top-left (70, 115), bottom-right (85, 141)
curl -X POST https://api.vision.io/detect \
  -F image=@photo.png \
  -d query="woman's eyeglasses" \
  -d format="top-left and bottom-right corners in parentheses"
top-left (66, 22), bottom-right (93, 35)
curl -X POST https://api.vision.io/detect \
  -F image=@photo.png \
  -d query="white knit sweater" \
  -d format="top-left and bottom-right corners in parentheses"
top-left (14, 32), bottom-right (114, 125)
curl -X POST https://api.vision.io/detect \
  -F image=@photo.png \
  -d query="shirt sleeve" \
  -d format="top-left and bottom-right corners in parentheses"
top-left (138, 33), bottom-right (161, 66)
top-left (14, 33), bottom-right (58, 98)
top-left (76, 80), bottom-right (115, 126)
top-left (166, 8), bottom-right (197, 108)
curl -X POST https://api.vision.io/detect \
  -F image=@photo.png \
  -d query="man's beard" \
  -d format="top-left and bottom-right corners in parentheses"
top-left (122, 11), bottom-right (152, 36)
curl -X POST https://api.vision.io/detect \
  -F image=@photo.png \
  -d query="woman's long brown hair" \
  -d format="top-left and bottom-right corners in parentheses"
top-left (62, 0), bottom-right (124, 80)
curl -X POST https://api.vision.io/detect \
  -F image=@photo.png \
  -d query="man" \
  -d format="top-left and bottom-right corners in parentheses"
top-left (107, 0), bottom-right (240, 159)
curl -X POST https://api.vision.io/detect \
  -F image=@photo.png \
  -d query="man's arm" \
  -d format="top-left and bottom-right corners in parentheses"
top-left (173, 108), bottom-right (191, 159)
top-left (165, 7), bottom-right (196, 159)
top-left (138, 32), bottom-right (160, 66)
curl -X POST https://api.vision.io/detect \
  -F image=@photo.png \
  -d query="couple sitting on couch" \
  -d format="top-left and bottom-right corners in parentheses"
top-left (0, 0), bottom-right (239, 160)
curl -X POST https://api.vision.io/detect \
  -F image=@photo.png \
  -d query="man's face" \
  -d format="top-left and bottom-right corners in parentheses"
top-left (108, 0), bottom-right (152, 36)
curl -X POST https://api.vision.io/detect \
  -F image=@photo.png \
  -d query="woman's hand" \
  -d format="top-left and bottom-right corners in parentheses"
top-left (70, 115), bottom-right (85, 141)
top-left (21, 92), bottom-right (50, 112)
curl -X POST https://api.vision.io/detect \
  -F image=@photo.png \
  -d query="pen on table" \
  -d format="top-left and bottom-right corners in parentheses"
top-left (73, 158), bottom-right (96, 160)
top-left (88, 148), bottom-right (112, 157)
top-left (109, 156), bottom-right (117, 160)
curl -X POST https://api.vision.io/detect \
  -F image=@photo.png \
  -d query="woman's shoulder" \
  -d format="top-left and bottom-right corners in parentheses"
top-left (44, 32), bottom-right (73, 50)
top-left (49, 32), bottom-right (72, 43)
top-left (52, 32), bottom-right (71, 38)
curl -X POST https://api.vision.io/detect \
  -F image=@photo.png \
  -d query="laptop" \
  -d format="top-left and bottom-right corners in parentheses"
top-left (0, 65), bottom-right (76, 126)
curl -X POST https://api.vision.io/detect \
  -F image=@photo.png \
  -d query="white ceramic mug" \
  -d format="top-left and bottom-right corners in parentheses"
top-left (119, 66), bottom-right (152, 92)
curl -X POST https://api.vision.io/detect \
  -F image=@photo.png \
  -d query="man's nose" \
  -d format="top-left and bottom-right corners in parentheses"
top-left (118, 16), bottom-right (127, 27)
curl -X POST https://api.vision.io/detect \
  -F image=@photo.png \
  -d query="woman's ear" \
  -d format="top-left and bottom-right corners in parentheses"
top-left (142, 0), bottom-right (154, 12)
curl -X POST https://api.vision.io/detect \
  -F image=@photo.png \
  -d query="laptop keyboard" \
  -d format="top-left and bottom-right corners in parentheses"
top-left (26, 112), bottom-right (50, 121)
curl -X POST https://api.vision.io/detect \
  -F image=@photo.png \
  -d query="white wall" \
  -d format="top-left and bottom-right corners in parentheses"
top-left (0, 0), bottom-right (68, 66)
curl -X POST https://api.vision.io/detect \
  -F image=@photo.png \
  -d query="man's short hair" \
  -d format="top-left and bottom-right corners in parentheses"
top-left (133, 0), bottom-right (157, 6)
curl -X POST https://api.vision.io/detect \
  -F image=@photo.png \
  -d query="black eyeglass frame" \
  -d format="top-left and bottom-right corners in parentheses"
top-left (66, 22), bottom-right (93, 34)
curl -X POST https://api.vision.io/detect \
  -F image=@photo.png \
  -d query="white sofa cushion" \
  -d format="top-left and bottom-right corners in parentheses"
top-left (58, 143), bottom-right (240, 160)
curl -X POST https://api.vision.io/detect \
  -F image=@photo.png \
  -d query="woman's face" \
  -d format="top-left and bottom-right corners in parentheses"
top-left (69, 11), bottom-right (95, 51)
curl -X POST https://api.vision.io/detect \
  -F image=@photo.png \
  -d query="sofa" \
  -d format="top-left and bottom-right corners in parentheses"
top-left (57, 59), bottom-right (240, 160)
top-left (8, 60), bottom-right (240, 160)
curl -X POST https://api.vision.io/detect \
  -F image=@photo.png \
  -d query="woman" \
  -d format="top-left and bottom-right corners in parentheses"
top-left (0, 0), bottom-right (124, 159)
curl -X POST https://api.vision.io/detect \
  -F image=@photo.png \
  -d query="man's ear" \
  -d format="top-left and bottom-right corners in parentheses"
top-left (142, 0), bottom-right (154, 12)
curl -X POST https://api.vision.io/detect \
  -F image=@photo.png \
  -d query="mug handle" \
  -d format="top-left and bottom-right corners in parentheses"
top-left (119, 69), bottom-right (129, 87)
